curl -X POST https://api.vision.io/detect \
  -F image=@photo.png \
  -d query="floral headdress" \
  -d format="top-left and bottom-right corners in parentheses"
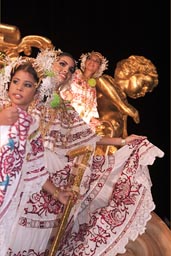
top-left (0, 48), bottom-right (76, 108)
top-left (0, 55), bottom-right (47, 101)
top-left (0, 48), bottom-right (63, 102)
top-left (80, 51), bottom-right (108, 78)
top-left (35, 49), bottom-right (77, 107)
top-left (35, 48), bottom-right (63, 101)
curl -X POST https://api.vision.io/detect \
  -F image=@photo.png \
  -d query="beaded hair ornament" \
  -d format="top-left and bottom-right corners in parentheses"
top-left (80, 51), bottom-right (108, 78)
top-left (36, 49), bottom-right (77, 108)
top-left (0, 55), bottom-right (44, 101)
top-left (35, 48), bottom-right (62, 102)
top-left (0, 48), bottom-right (63, 104)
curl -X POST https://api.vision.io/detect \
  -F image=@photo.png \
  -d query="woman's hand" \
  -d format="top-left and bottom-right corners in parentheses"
top-left (57, 189), bottom-right (74, 205)
top-left (124, 134), bottom-right (147, 145)
top-left (0, 106), bottom-right (19, 125)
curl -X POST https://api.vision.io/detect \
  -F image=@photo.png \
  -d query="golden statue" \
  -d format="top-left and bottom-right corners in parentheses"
top-left (0, 23), bottom-right (170, 256)
top-left (0, 23), bottom-right (53, 58)
top-left (96, 55), bottom-right (158, 154)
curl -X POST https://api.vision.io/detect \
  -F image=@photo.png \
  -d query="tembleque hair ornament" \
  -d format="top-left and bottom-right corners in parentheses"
top-left (80, 51), bottom-right (108, 78)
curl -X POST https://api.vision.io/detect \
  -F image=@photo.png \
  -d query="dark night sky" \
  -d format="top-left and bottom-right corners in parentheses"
top-left (1, 0), bottom-right (170, 224)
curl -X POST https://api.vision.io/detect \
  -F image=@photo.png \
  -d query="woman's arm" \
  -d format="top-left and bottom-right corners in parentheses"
top-left (97, 134), bottom-right (146, 146)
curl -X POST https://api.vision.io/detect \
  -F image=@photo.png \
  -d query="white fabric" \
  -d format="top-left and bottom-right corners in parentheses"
top-left (55, 139), bottom-right (164, 256)
top-left (5, 100), bottom-right (100, 255)
top-left (61, 69), bottom-right (99, 124)
top-left (5, 98), bottom-right (164, 256)
top-left (0, 109), bottom-right (48, 256)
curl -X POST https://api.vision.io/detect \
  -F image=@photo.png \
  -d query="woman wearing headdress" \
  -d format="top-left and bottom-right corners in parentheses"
top-left (29, 50), bottom-right (164, 256)
top-left (0, 49), bottom-right (81, 255)
top-left (61, 51), bottom-right (108, 131)
top-left (0, 49), bottom-right (164, 256)
top-left (0, 56), bottom-right (72, 255)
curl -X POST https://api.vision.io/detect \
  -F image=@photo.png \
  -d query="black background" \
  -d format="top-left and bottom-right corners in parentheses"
top-left (1, 0), bottom-right (170, 225)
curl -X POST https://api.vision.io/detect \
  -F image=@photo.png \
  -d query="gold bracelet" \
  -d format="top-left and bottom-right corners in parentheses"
top-left (121, 138), bottom-right (126, 146)
top-left (52, 188), bottom-right (60, 200)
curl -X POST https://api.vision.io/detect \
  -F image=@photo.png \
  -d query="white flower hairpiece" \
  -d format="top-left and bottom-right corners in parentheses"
top-left (35, 48), bottom-right (62, 101)
top-left (0, 55), bottom-right (26, 101)
top-left (80, 51), bottom-right (108, 78)
top-left (0, 48), bottom-right (64, 102)
top-left (0, 48), bottom-right (76, 108)
top-left (36, 48), bottom-right (62, 73)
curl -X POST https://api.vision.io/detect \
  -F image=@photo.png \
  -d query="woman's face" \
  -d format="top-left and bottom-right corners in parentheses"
top-left (52, 55), bottom-right (75, 86)
top-left (8, 70), bottom-right (37, 110)
top-left (85, 53), bottom-right (101, 74)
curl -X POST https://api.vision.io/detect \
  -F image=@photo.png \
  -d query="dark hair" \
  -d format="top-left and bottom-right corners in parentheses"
top-left (58, 52), bottom-right (77, 73)
top-left (7, 62), bottom-right (39, 91)
top-left (11, 62), bottom-right (39, 83)
top-left (59, 52), bottom-right (75, 59)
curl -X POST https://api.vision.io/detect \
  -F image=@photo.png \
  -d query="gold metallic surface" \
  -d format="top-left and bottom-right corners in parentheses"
top-left (49, 146), bottom-right (93, 256)
top-left (67, 145), bottom-right (93, 158)
top-left (0, 23), bottom-right (170, 256)
top-left (117, 212), bottom-right (171, 256)
top-left (0, 23), bottom-right (53, 58)
top-left (95, 120), bottom-right (116, 154)
top-left (0, 23), bottom-right (21, 44)
top-left (96, 55), bottom-right (158, 154)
